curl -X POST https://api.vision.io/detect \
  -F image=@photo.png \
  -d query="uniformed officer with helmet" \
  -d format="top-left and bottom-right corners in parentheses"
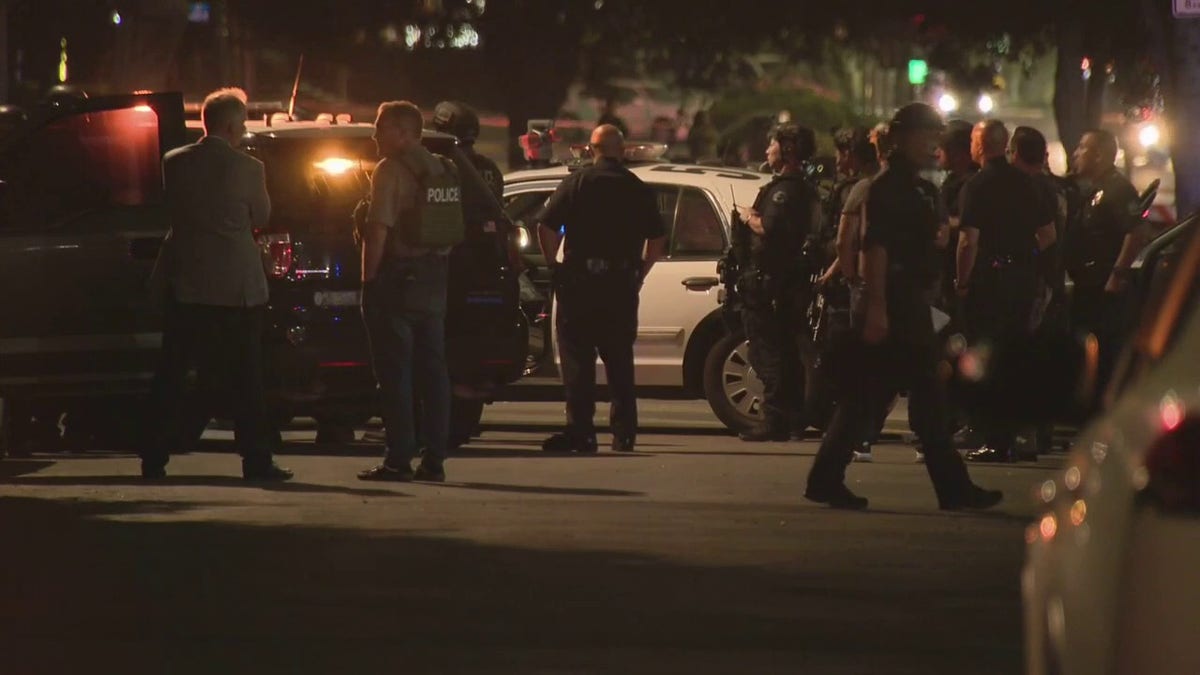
top-left (431, 100), bottom-right (503, 200)
top-left (735, 123), bottom-right (821, 442)
top-left (805, 102), bottom-right (1003, 511)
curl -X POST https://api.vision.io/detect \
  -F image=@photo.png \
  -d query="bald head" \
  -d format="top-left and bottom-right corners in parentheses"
top-left (971, 120), bottom-right (1009, 163)
top-left (591, 124), bottom-right (624, 161)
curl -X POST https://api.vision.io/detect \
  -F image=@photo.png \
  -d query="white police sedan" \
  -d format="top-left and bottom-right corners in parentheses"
top-left (1022, 213), bottom-right (1200, 675)
top-left (504, 148), bottom-right (775, 432)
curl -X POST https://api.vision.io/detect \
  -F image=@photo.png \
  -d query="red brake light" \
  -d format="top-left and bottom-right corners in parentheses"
top-left (255, 231), bottom-right (293, 278)
top-left (1140, 405), bottom-right (1200, 514)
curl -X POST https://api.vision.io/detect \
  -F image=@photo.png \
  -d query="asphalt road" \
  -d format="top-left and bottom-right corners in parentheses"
top-left (0, 401), bottom-right (1058, 675)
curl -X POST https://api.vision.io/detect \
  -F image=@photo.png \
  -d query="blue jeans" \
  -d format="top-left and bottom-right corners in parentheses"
top-left (362, 255), bottom-right (450, 466)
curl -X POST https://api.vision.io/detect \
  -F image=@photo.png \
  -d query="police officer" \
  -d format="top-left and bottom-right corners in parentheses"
top-left (1065, 129), bottom-right (1148, 406)
top-left (536, 124), bottom-right (667, 453)
top-left (805, 103), bottom-right (1002, 511)
top-left (956, 120), bottom-right (1057, 463)
top-left (431, 100), bottom-right (503, 200)
top-left (734, 123), bottom-right (821, 442)
top-left (822, 126), bottom-right (874, 251)
top-left (358, 101), bottom-right (456, 483)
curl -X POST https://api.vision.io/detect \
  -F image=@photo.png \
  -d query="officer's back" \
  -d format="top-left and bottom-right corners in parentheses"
top-left (548, 154), bottom-right (659, 265)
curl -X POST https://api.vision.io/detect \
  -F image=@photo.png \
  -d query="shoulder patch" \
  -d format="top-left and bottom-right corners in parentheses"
top-left (1090, 190), bottom-right (1104, 207)
top-left (772, 190), bottom-right (788, 204)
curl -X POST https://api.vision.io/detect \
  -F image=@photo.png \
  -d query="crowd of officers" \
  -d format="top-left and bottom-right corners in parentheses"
top-left (729, 100), bottom-right (1149, 510)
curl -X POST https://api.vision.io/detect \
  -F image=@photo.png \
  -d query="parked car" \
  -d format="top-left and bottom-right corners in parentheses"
top-left (1021, 211), bottom-right (1200, 675)
top-left (0, 91), bottom-right (525, 454)
top-left (506, 150), bottom-right (807, 433)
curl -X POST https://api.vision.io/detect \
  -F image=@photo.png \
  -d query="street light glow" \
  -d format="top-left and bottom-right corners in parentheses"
top-left (1139, 123), bottom-right (1161, 148)
top-left (978, 94), bottom-right (995, 114)
top-left (937, 93), bottom-right (959, 113)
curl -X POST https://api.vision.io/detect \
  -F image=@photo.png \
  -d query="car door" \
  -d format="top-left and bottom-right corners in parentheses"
top-left (632, 185), bottom-right (727, 386)
top-left (0, 93), bottom-right (187, 398)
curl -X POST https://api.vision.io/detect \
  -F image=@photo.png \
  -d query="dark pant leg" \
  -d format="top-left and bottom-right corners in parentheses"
top-left (224, 306), bottom-right (270, 466)
top-left (743, 303), bottom-right (791, 430)
top-left (596, 288), bottom-right (639, 442)
top-left (410, 309), bottom-right (450, 465)
top-left (145, 299), bottom-right (202, 466)
top-left (557, 281), bottom-right (600, 439)
top-left (807, 342), bottom-right (894, 490)
top-left (899, 340), bottom-right (974, 501)
top-left (363, 293), bottom-right (417, 466)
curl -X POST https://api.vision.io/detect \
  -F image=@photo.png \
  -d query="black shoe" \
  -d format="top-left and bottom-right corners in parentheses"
top-left (965, 446), bottom-right (1014, 463)
top-left (358, 462), bottom-right (414, 482)
top-left (414, 462), bottom-right (446, 483)
top-left (243, 462), bottom-right (293, 482)
top-left (611, 436), bottom-right (635, 452)
top-left (140, 461), bottom-right (166, 479)
top-left (939, 484), bottom-right (1004, 511)
top-left (738, 426), bottom-right (790, 443)
top-left (542, 433), bottom-right (598, 453)
top-left (804, 483), bottom-right (869, 510)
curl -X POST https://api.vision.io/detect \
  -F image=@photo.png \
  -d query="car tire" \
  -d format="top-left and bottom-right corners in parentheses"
top-left (702, 331), bottom-right (765, 433)
top-left (449, 397), bottom-right (485, 450)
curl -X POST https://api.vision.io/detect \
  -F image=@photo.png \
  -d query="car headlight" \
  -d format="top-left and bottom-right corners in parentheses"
top-left (1139, 124), bottom-right (1161, 149)
top-left (938, 93), bottom-right (959, 114)
top-left (977, 94), bottom-right (995, 114)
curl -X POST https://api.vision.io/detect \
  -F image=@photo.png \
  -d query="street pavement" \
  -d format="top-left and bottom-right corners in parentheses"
top-left (0, 400), bottom-right (1058, 674)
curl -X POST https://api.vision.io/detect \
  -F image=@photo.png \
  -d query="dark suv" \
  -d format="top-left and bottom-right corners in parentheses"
top-left (0, 92), bottom-right (526, 453)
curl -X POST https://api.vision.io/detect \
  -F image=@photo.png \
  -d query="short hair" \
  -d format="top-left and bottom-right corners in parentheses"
top-left (201, 87), bottom-right (248, 135)
top-left (376, 101), bottom-right (423, 136)
top-left (1011, 126), bottom-right (1048, 166)
top-left (940, 121), bottom-right (972, 156)
top-left (1083, 129), bottom-right (1119, 164)
top-left (979, 119), bottom-right (1009, 156)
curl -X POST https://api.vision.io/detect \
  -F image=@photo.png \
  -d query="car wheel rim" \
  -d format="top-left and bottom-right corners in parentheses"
top-left (722, 340), bottom-right (765, 420)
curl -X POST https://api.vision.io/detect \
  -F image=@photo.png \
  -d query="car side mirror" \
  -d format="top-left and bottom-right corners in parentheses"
top-left (952, 330), bottom-right (1100, 427)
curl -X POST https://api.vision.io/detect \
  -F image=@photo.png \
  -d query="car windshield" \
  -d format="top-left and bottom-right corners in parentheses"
top-left (249, 136), bottom-right (378, 229)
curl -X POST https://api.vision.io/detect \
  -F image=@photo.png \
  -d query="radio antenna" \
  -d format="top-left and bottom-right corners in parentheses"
top-left (287, 53), bottom-right (304, 121)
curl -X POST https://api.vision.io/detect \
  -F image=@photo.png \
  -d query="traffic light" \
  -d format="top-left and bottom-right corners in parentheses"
top-left (908, 59), bottom-right (928, 85)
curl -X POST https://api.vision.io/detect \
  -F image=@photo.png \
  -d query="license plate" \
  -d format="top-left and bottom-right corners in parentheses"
top-left (313, 290), bottom-right (360, 307)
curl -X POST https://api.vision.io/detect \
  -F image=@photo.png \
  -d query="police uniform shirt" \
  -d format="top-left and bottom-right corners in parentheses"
top-left (1066, 168), bottom-right (1140, 287)
top-left (751, 173), bottom-right (819, 274)
top-left (959, 157), bottom-right (1056, 276)
top-left (862, 154), bottom-right (945, 342)
top-left (469, 150), bottom-right (504, 201)
top-left (940, 164), bottom-right (979, 220)
top-left (537, 157), bottom-right (664, 264)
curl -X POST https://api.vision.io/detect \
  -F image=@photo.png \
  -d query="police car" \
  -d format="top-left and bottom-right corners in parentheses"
top-left (505, 144), bottom-right (778, 432)
top-left (1021, 212), bottom-right (1200, 675)
top-left (0, 91), bottom-right (524, 453)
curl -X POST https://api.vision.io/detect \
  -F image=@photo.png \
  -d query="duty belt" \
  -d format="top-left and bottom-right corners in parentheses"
top-left (565, 258), bottom-right (637, 274)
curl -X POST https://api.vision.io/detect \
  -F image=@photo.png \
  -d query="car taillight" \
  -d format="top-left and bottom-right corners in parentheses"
top-left (256, 231), bottom-right (293, 279)
top-left (1139, 399), bottom-right (1200, 514)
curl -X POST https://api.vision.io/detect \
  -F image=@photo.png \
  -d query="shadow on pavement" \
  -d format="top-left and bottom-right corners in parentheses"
top-left (0, 475), bottom-right (407, 499)
top-left (0, 459), bottom-right (55, 478)
top-left (0, 495), bottom-right (1022, 675)
top-left (435, 481), bottom-right (643, 497)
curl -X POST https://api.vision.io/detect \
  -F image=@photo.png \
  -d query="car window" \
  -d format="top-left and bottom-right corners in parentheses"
top-left (504, 190), bottom-right (553, 255)
top-left (654, 186), bottom-right (681, 241)
top-left (0, 106), bottom-right (162, 230)
top-left (670, 187), bottom-right (726, 258)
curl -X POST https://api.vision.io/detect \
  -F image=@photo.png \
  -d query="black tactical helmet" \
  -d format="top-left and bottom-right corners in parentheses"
top-left (888, 102), bottom-right (945, 134)
top-left (832, 125), bottom-right (876, 164)
top-left (431, 100), bottom-right (481, 144)
top-left (770, 123), bottom-right (817, 162)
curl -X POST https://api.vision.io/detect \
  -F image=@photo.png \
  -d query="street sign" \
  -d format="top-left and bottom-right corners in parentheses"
top-left (908, 59), bottom-right (928, 85)
top-left (1174, 0), bottom-right (1200, 17)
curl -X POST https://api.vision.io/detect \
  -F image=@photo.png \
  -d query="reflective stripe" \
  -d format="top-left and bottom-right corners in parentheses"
top-left (0, 333), bottom-right (162, 355)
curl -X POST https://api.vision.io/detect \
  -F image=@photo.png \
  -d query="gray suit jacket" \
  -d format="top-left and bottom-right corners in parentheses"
top-left (152, 136), bottom-right (271, 307)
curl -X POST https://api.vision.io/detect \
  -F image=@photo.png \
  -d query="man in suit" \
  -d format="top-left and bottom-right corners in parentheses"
top-left (143, 87), bottom-right (291, 481)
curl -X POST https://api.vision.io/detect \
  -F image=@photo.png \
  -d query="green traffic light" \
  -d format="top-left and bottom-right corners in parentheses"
top-left (908, 59), bottom-right (928, 85)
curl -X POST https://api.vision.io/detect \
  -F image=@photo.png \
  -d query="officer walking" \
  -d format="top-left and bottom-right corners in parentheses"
top-left (805, 103), bottom-right (1003, 511)
top-left (735, 124), bottom-right (821, 442)
top-left (537, 124), bottom-right (667, 453)
top-left (358, 101), bottom-right (461, 483)
top-left (1064, 129), bottom-right (1149, 405)
top-left (955, 120), bottom-right (1057, 463)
